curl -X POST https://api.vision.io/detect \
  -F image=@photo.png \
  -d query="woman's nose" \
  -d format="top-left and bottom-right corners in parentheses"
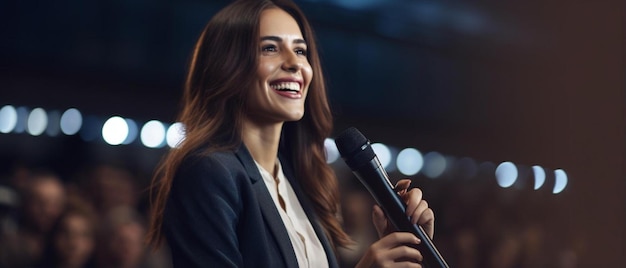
top-left (281, 52), bottom-right (302, 72)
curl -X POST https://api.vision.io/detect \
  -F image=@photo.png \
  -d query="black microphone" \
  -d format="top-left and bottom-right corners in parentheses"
top-left (335, 127), bottom-right (449, 268)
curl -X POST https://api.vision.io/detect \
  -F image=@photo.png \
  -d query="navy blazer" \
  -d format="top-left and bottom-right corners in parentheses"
top-left (163, 144), bottom-right (339, 268)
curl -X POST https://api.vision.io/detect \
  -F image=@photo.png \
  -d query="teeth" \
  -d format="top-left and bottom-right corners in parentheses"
top-left (270, 82), bottom-right (300, 91)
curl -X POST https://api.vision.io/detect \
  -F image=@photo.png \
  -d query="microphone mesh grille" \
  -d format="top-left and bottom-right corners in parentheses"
top-left (335, 127), bottom-right (368, 157)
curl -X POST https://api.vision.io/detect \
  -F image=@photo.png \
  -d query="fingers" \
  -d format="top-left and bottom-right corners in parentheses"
top-left (374, 232), bottom-right (421, 249)
top-left (359, 232), bottom-right (424, 268)
top-left (387, 246), bottom-right (424, 263)
top-left (402, 187), bottom-right (435, 239)
top-left (394, 179), bottom-right (412, 195)
top-left (404, 188), bottom-right (423, 221)
top-left (419, 208), bottom-right (435, 239)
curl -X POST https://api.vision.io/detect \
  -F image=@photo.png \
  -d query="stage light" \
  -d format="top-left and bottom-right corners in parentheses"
top-left (166, 122), bottom-right (185, 148)
top-left (396, 148), bottom-right (423, 176)
top-left (60, 108), bottom-right (83, 135)
top-left (324, 138), bottom-right (340, 164)
top-left (45, 110), bottom-right (61, 136)
top-left (141, 120), bottom-right (166, 148)
top-left (14, 107), bottom-right (29, 133)
top-left (0, 105), bottom-right (17, 133)
top-left (553, 169), bottom-right (568, 194)
top-left (532, 165), bottom-right (546, 190)
top-left (27, 108), bottom-right (48, 136)
top-left (102, 116), bottom-right (129, 145)
top-left (422, 151), bottom-right (447, 179)
top-left (122, 118), bottom-right (138, 145)
top-left (371, 143), bottom-right (392, 169)
top-left (496, 161), bottom-right (517, 188)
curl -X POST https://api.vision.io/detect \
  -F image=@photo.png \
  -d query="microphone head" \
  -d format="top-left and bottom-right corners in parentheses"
top-left (335, 127), bottom-right (376, 169)
top-left (335, 127), bottom-right (367, 157)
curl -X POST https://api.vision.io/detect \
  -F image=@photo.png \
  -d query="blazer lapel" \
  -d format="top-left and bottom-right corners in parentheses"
top-left (279, 154), bottom-right (340, 268)
top-left (234, 145), bottom-right (299, 268)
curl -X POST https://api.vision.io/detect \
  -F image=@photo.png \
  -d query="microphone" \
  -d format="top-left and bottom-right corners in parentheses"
top-left (335, 127), bottom-right (449, 268)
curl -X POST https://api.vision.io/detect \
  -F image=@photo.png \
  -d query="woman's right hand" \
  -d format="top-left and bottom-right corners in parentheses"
top-left (355, 232), bottom-right (423, 268)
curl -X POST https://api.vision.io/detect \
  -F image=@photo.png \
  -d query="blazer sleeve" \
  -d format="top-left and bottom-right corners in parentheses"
top-left (163, 155), bottom-right (244, 268)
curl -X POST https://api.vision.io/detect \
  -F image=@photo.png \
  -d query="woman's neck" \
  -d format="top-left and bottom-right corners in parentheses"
top-left (241, 120), bottom-right (283, 176)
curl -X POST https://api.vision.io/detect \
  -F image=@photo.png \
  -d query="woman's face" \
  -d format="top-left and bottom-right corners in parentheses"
top-left (247, 8), bottom-right (313, 124)
top-left (54, 214), bottom-right (95, 267)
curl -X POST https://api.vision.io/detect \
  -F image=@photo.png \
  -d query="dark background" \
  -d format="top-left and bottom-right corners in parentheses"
top-left (1, 0), bottom-right (624, 266)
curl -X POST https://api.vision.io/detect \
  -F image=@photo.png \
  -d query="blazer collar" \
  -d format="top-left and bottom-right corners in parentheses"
top-left (279, 154), bottom-right (339, 268)
top-left (233, 144), bottom-right (263, 184)
top-left (234, 143), bottom-right (339, 268)
top-left (234, 144), bottom-right (299, 267)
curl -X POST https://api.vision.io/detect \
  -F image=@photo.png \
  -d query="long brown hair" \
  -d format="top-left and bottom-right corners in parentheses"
top-left (147, 0), bottom-right (351, 251)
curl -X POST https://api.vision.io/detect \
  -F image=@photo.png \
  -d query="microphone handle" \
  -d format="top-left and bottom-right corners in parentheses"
top-left (352, 157), bottom-right (449, 268)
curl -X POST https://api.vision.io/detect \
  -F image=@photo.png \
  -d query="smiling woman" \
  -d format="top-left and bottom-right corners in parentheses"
top-left (248, 8), bottom-right (312, 124)
top-left (146, 0), bottom-right (435, 267)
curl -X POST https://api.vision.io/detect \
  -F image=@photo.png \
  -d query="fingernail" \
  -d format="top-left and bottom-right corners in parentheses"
top-left (415, 236), bottom-right (421, 244)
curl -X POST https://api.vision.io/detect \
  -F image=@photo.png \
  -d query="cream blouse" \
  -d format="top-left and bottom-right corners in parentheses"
top-left (254, 159), bottom-right (329, 268)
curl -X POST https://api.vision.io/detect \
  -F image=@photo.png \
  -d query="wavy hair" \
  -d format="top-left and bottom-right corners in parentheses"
top-left (147, 0), bottom-right (350, 251)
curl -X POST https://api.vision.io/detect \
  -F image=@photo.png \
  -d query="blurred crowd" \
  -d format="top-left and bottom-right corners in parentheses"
top-left (0, 161), bottom-right (580, 268)
top-left (0, 164), bottom-right (171, 268)
top-left (336, 175), bottom-right (581, 268)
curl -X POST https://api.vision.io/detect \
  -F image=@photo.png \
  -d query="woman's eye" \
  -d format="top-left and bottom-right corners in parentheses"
top-left (295, 48), bottom-right (307, 56)
top-left (262, 45), bottom-right (277, 52)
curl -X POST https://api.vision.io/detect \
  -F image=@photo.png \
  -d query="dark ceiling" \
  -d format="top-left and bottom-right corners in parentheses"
top-left (0, 0), bottom-right (533, 128)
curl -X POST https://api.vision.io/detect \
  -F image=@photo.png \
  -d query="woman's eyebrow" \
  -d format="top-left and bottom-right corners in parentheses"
top-left (260, 36), bottom-right (307, 45)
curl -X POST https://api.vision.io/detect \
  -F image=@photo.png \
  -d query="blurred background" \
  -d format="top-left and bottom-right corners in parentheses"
top-left (0, 0), bottom-right (623, 267)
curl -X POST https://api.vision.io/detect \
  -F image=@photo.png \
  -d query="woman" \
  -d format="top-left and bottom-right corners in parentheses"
top-left (147, 0), bottom-right (435, 267)
top-left (40, 196), bottom-right (97, 268)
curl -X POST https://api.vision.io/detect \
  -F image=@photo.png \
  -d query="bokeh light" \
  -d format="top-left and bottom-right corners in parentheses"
top-left (324, 138), bottom-right (340, 164)
top-left (27, 108), bottom-right (48, 136)
top-left (553, 169), bottom-right (568, 194)
top-left (45, 110), bottom-right (61, 136)
top-left (102, 116), bottom-right (129, 145)
top-left (60, 108), bottom-right (83, 135)
top-left (123, 118), bottom-right (138, 145)
top-left (140, 120), bottom-right (166, 148)
top-left (496, 161), bottom-right (518, 188)
top-left (0, 105), bottom-right (18, 133)
top-left (532, 165), bottom-right (546, 190)
top-left (396, 148), bottom-right (423, 176)
top-left (166, 122), bottom-right (185, 148)
top-left (371, 143), bottom-right (392, 169)
top-left (422, 151), bottom-right (447, 179)
top-left (14, 107), bottom-right (30, 133)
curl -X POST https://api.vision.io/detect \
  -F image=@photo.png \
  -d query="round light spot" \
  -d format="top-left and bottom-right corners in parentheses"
top-left (60, 108), bottom-right (83, 135)
top-left (553, 169), bottom-right (568, 194)
top-left (27, 108), bottom-right (48, 136)
top-left (45, 110), bottom-right (61, 136)
top-left (123, 118), bottom-right (138, 145)
top-left (422, 151), bottom-right (447, 179)
top-left (371, 143), bottom-right (392, 169)
top-left (324, 138), bottom-right (340, 164)
top-left (14, 107), bottom-right (29, 133)
top-left (532, 165), bottom-right (546, 190)
top-left (0, 105), bottom-right (18, 133)
top-left (141, 120), bottom-right (166, 148)
top-left (166, 122), bottom-right (186, 148)
top-left (396, 148), bottom-right (423, 176)
top-left (102, 116), bottom-right (129, 145)
top-left (496, 161), bottom-right (518, 188)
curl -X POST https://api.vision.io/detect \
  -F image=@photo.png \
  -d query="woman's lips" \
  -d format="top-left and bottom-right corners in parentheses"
top-left (269, 80), bottom-right (303, 99)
